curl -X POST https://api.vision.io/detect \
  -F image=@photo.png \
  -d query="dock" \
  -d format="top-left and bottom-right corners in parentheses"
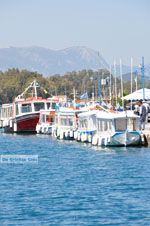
top-left (140, 123), bottom-right (150, 147)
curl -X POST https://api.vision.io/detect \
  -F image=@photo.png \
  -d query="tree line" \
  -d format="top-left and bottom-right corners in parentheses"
top-left (0, 68), bottom-right (146, 105)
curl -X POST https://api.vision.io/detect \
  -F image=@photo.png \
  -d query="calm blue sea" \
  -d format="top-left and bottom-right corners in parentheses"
top-left (0, 132), bottom-right (150, 226)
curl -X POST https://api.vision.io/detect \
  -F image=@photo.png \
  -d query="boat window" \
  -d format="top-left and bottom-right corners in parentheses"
top-left (1, 106), bottom-right (12, 118)
top-left (34, 103), bottom-right (45, 111)
top-left (41, 114), bottom-right (45, 123)
top-left (83, 119), bottom-right (88, 129)
top-left (60, 117), bottom-right (67, 126)
top-left (55, 115), bottom-right (58, 125)
top-left (16, 105), bottom-right (19, 115)
top-left (97, 120), bottom-right (103, 131)
top-left (49, 114), bottom-right (54, 125)
top-left (127, 118), bottom-right (136, 131)
top-left (3, 108), bottom-right (7, 118)
top-left (9, 107), bottom-right (12, 117)
top-left (115, 119), bottom-right (126, 131)
top-left (68, 117), bottom-right (73, 126)
top-left (104, 121), bottom-right (107, 131)
top-left (108, 121), bottom-right (112, 130)
top-left (79, 118), bottom-right (88, 129)
top-left (52, 103), bottom-right (56, 109)
top-left (79, 119), bottom-right (82, 128)
top-left (47, 103), bottom-right (51, 109)
top-left (21, 104), bottom-right (32, 113)
top-left (7, 107), bottom-right (12, 118)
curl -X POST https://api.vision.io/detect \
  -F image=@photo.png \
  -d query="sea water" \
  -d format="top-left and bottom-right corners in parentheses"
top-left (0, 132), bottom-right (150, 226)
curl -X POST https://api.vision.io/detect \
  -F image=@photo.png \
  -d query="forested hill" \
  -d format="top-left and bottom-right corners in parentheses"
top-left (0, 68), bottom-right (111, 104)
top-left (0, 68), bottom-right (148, 105)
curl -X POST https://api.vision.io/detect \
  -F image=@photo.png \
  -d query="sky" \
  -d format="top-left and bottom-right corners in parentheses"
top-left (1, 0), bottom-right (150, 66)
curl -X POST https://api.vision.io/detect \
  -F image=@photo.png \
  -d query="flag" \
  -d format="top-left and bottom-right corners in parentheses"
top-left (80, 92), bottom-right (87, 100)
top-left (133, 69), bottom-right (137, 73)
top-left (44, 89), bottom-right (47, 94)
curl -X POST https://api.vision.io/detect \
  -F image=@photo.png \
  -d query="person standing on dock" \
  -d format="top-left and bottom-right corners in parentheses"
top-left (139, 101), bottom-right (146, 130)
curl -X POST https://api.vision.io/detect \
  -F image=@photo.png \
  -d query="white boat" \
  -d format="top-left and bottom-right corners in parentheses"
top-left (35, 97), bottom-right (99, 136)
top-left (78, 110), bottom-right (142, 147)
top-left (77, 110), bottom-right (98, 142)
top-left (36, 110), bottom-right (55, 134)
top-left (53, 107), bottom-right (87, 140)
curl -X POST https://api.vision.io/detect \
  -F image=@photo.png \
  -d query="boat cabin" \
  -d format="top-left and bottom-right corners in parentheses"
top-left (14, 97), bottom-right (57, 118)
top-left (96, 110), bottom-right (140, 136)
top-left (78, 111), bottom-right (98, 133)
top-left (55, 108), bottom-right (80, 131)
top-left (1, 104), bottom-right (13, 120)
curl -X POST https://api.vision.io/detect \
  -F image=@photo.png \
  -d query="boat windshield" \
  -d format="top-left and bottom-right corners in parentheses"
top-left (47, 102), bottom-right (56, 110)
top-left (41, 113), bottom-right (55, 124)
top-left (52, 103), bottom-right (56, 109)
top-left (47, 103), bottom-right (51, 109)
top-left (60, 116), bottom-right (73, 127)
top-left (97, 119), bottom-right (112, 132)
top-left (115, 118), bottom-right (137, 132)
top-left (21, 104), bottom-right (32, 113)
top-left (34, 103), bottom-right (45, 112)
top-left (79, 118), bottom-right (88, 129)
top-left (115, 119), bottom-right (126, 131)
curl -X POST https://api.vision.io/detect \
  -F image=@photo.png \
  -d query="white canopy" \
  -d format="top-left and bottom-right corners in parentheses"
top-left (96, 110), bottom-right (140, 120)
top-left (122, 88), bottom-right (150, 101)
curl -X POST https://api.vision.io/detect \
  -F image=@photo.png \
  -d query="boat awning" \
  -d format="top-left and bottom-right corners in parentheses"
top-left (96, 110), bottom-right (140, 120)
top-left (78, 110), bottom-right (98, 119)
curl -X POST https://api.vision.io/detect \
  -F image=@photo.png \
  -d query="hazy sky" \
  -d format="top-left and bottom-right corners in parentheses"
top-left (1, 0), bottom-right (150, 66)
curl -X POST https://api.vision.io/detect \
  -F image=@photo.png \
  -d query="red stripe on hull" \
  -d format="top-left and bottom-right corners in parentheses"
top-left (5, 113), bottom-right (39, 133)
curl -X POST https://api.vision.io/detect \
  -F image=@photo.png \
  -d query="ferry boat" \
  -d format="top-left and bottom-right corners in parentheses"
top-left (36, 110), bottom-right (55, 134)
top-left (0, 80), bottom-right (58, 133)
top-left (37, 99), bottom-right (98, 137)
top-left (78, 110), bottom-right (142, 146)
top-left (77, 110), bottom-right (98, 142)
top-left (53, 107), bottom-right (88, 140)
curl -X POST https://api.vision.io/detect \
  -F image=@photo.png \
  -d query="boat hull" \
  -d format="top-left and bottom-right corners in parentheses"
top-left (4, 113), bottom-right (39, 133)
top-left (110, 131), bottom-right (141, 147)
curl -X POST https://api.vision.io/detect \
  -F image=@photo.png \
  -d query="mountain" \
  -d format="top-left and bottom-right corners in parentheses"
top-left (0, 46), bottom-right (109, 76)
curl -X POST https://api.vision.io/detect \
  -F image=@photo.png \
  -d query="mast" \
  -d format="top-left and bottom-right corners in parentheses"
top-left (114, 60), bottom-right (117, 107)
top-left (99, 72), bottom-right (101, 105)
top-left (16, 80), bottom-right (39, 100)
top-left (141, 56), bottom-right (145, 100)
top-left (120, 59), bottom-right (124, 110)
top-left (73, 87), bottom-right (76, 109)
top-left (131, 57), bottom-right (133, 110)
top-left (109, 64), bottom-right (112, 105)
top-left (136, 76), bottom-right (137, 91)
top-left (33, 80), bottom-right (38, 100)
